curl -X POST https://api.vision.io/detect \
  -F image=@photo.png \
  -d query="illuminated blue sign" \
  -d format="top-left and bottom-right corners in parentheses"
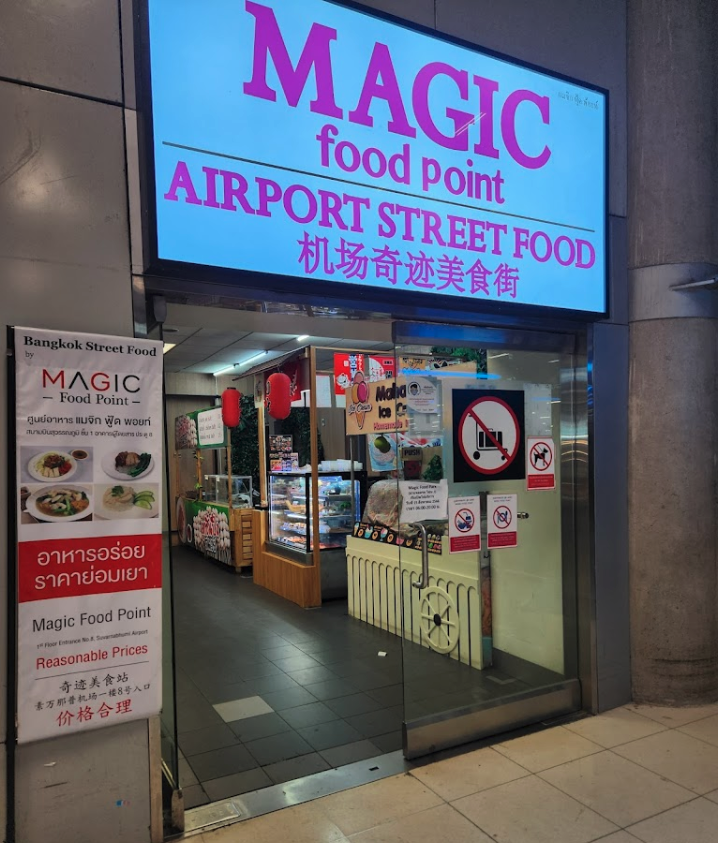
top-left (147, 0), bottom-right (606, 313)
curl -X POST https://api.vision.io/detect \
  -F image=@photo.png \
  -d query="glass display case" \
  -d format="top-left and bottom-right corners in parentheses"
top-left (203, 474), bottom-right (253, 508)
top-left (268, 472), bottom-right (364, 560)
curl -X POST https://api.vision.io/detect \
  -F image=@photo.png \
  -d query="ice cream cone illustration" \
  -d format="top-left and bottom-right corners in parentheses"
top-left (351, 372), bottom-right (369, 430)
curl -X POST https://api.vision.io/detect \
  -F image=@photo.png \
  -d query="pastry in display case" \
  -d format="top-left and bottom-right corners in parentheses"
top-left (203, 474), bottom-right (253, 507)
top-left (268, 473), bottom-right (365, 561)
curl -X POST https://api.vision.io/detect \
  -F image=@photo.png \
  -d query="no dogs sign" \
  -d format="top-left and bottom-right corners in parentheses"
top-left (452, 390), bottom-right (525, 483)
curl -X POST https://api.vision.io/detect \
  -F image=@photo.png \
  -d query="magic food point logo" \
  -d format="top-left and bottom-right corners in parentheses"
top-left (41, 369), bottom-right (142, 407)
top-left (347, 372), bottom-right (371, 430)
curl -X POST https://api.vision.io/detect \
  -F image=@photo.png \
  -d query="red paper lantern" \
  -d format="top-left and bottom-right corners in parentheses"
top-left (265, 372), bottom-right (292, 420)
top-left (221, 388), bottom-right (242, 428)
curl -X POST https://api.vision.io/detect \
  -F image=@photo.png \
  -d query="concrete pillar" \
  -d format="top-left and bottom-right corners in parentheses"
top-left (628, 0), bottom-right (718, 704)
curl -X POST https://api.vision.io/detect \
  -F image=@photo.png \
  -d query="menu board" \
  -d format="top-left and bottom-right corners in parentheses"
top-left (13, 327), bottom-right (164, 743)
top-left (176, 407), bottom-right (228, 450)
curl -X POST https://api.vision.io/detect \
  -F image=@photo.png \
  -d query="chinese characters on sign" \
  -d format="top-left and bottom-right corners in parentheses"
top-left (14, 328), bottom-right (164, 743)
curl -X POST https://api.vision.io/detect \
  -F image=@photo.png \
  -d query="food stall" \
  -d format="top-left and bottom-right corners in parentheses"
top-left (174, 406), bottom-right (256, 570)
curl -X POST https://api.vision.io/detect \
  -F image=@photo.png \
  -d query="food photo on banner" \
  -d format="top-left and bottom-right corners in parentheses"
top-left (11, 327), bottom-right (164, 743)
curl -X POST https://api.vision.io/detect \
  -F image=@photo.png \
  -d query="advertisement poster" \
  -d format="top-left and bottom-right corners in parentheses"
top-left (449, 496), bottom-right (482, 553)
top-left (352, 521), bottom-right (443, 555)
top-left (13, 327), bottom-right (163, 743)
top-left (487, 494), bottom-right (518, 549)
top-left (367, 432), bottom-right (399, 472)
top-left (527, 436), bottom-right (556, 490)
top-left (453, 390), bottom-right (525, 482)
top-left (334, 354), bottom-right (396, 395)
top-left (176, 498), bottom-right (232, 565)
top-left (149, 0), bottom-right (606, 314)
top-left (269, 435), bottom-right (298, 473)
top-left (346, 376), bottom-right (409, 435)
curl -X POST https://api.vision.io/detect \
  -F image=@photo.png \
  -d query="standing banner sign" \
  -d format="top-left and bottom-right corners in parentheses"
top-left (448, 496), bottom-right (482, 553)
top-left (487, 494), bottom-right (518, 549)
top-left (12, 327), bottom-right (163, 743)
top-left (527, 437), bottom-right (556, 490)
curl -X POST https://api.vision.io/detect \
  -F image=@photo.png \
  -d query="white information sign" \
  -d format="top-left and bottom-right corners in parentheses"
top-left (14, 327), bottom-right (163, 743)
top-left (487, 494), bottom-right (518, 549)
top-left (405, 377), bottom-right (438, 414)
top-left (399, 479), bottom-right (448, 523)
top-left (197, 407), bottom-right (225, 446)
top-left (448, 496), bottom-right (482, 554)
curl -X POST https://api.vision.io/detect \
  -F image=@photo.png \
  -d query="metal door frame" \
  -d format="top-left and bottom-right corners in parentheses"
top-left (392, 321), bottom-right (592, 758)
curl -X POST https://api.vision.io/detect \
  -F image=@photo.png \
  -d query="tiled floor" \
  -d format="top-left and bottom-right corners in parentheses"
top-left (193, 701), bottom-right (718, 843)
top-left (171, 545), bottom-right (560, 807)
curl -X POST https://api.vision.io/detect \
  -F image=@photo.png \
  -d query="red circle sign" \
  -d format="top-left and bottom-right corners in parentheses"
top-left (493, 506), bottom-right (512, 529)
top-left (458, 396), bottom-right (520, 475)
top-left (530, 441), bottom-right (553, 472)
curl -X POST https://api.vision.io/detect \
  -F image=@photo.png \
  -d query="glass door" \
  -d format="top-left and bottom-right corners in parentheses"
top-left (393, 322), bottom-right (585, 758)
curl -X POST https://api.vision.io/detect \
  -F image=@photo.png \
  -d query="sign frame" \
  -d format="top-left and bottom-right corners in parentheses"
top-left (135, 0), bottom-right (609, 322)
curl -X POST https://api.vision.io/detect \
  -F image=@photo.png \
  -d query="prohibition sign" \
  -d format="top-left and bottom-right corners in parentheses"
top-left (458, 396), bottom-right (521, 476)
top-left (493, 505), bottom-right (512, 529)
top-left (454, 508), bottom-right (475, 533)
top-left (530, 441), bottom-right (553, 472)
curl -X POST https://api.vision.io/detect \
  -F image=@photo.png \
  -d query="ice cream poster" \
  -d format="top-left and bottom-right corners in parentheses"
top-left (345, 375), bottom-right (409, 435)
top-left (367, 433), bottom-right (399, 472)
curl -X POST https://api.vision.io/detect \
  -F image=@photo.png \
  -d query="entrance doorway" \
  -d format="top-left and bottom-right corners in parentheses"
top-left (154, 298), bottom-right (589, 834)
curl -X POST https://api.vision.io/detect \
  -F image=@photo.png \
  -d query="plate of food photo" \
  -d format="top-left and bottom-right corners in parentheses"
top-left (28, 451), bottom-right (77, 482)
top-left (97, 485), bottom-right (159, 519)
top-left (102, 450), bottom-right (154, 481)
top-left (26, 485), bottom-right (92, 522)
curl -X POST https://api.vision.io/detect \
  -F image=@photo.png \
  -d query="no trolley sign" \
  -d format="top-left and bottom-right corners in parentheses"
top-left (453, 390), bottom-right (525, 483)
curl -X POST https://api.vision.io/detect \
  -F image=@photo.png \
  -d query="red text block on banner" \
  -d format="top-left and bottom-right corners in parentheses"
top-left (19, 534), bottom-right (163, 602)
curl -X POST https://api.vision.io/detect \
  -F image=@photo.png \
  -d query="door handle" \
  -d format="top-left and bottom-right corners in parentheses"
top-left (517, 512), bottom-right (530, 519)
top-left (412, 523), bottom-right (429, 590)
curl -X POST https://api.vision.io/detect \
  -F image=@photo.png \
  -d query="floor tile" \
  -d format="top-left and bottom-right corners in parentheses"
top-left (625, 703), bottom-right (718, 728)
top-left (188, 744), bottom-right (259, 782)
top-left (325, 693), bottom-right (384, 718)
top-left (349, 803), bottom-right (494, 843)
top-left (201, 681), bottom-right (255, 705)
top-left (263, 752), bottom-right (332, 784)
top-left (287, 666), bottom-right (340, 686)
top-left (235, 662), bottom-right (283, 681)
top-left (706, 789), bottom-right (718, 804)
top-left (245, 673), bottom-right (300, 695)
top-left (411, 745), bottom-right (528, 800)
top-left (245, 730), bottom-right (314, 766)
top-left (495, 725), bottom-right (603, 772)
top-left (203, 768), bottom-right (273, 801)
top-left (228, 712), bottom-right (292, 742)
top-left (540, 750), bottom-right (694, 827)
top-left (182, 784), bottom-right (209, 809)
top-left (346, 706), bottom-right (403, 738)
top-left (317, 773), bottom-right (443, 836)
top-left (453, 775), bottom-right (617, 843)
top-left (263, 644), bottom-right (307, 662)
top-left (179, 723), bottom-right (239, 757)
top-left (627, 797), bottom-right (718, 843)
top-left (613, 729), bottom-right (718, 794)
top-left (319, 739), bottom-right (384, 768)
top-left (371, 731), bottom-right (403, 753)
top-left (305, 679), bottom-right (358, 701)
top-left (366, 684), bottom-right (404, 707)
top-left (262, 686), bottom-right (318, 711)
top-left (202, 802), bottom-right (348, 843)
top-left (179, 758), bottom-right (198, 788)
top-left (177, 702), bottom-right (224, 734)
top-left (281, 702), bottom-right (340, 730)
top-left (348, 671), bottom-right (399, 692)
top-left (581, 834), bottom-right (639, 843)
top-left (678, 713), bottom-right (718, 748)
top-left (298, 720), bottom-right (364, 751)
top-left (214, 696), bottom-right (274, 723)
top-left (564, 709), bottom-right (667, 749)
top-left (272, 655), bottom-right (322, 673)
